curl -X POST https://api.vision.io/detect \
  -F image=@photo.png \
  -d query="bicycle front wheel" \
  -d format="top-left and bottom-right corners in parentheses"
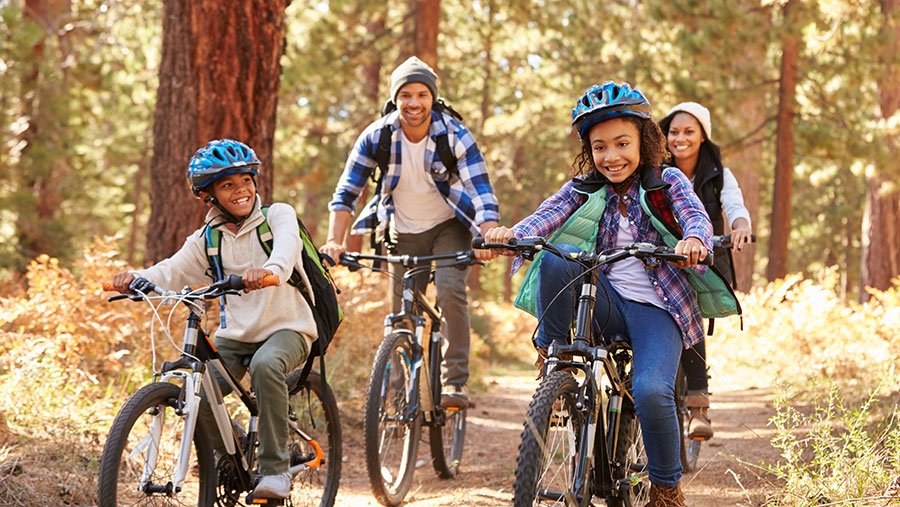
top-left (429, 405), bottom-right (466, 478)
top-left (285, 369), bottom-right (342, 507)
top-left (97, 382), bottom-right (216, 506)
top-left (513, 371), bottom-right (585, 507)
top-left (364, 332), bottom-right (422, 506)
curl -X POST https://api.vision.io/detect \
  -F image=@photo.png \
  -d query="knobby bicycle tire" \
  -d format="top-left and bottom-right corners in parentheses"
top-left (364, 332), bottom-right (422, 506)
top-left (513, 371), bottom-right (586, 507)
top-left (428, 404), bottom-right (466, 479)
top-left (674, 365), bottom-right (699, 472)
top-left (606, 390), bottom-right (649, 507)
top-left (428, 335), bottom-right (466, 479)
top-left (97, 381), bottom-right (216, 506)
top-left (285, 369), bottom-right (342, 507)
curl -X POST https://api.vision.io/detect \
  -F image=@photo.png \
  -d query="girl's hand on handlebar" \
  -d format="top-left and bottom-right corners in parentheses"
top-left (482, 226), bottom-right (519, 256)
top-left (242, 267), bottom-right (275, 292)
top-left (673, 237), bottom-right (708, 269)
top-left (112, 271), bottom-right (136, 294)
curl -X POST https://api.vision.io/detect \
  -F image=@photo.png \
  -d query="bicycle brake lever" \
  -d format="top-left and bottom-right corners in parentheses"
top-left (108, 294), bottom-right (132, 302)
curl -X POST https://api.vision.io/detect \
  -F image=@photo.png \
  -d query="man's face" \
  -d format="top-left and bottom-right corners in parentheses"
top-left (395, 82), bottom-right (433, 129)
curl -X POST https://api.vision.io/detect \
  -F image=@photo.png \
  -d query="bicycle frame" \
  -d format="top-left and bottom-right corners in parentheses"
top-left (539, 255), bottom-right (644, 502)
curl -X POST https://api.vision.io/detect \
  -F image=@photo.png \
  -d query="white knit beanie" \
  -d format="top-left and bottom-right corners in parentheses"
top-left (390, 56), bottom-right (438, 102)
top-left (665, 102), bottom-right (713, 140)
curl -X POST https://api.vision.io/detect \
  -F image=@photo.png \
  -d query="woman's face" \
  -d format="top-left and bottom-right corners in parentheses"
top-left (666, 112), bottom-right (704, 161)
top-left (588, 117), bottom-right (641, 184)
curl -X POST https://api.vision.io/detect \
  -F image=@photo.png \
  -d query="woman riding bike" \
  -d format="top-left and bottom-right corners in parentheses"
top-left (485, 82), bottom-right (732, 505)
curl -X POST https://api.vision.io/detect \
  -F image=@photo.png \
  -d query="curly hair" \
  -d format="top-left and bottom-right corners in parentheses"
top-left (572, 116), bottom-right (670, 177)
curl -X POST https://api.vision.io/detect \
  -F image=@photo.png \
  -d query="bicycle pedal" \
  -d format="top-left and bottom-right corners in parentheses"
top-left (244, 493), bottom-right (285, 505)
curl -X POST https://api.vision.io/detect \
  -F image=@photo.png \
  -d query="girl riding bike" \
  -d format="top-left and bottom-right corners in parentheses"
top-left (485, 82), bottom-right (730, 505)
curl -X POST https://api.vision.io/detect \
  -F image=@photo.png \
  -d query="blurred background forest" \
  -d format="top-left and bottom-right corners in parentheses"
top-left (1, 0), bottom-right (898, 301)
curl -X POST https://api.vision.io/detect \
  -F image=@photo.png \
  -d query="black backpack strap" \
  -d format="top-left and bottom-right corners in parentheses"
top-left (256, 205), bottom-right (304, 289)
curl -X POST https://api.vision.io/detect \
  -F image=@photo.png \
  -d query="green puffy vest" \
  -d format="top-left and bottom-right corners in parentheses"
top-left (513, 176), bottom-right (740, 320)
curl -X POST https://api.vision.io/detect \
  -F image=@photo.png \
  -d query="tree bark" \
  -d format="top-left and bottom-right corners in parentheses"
top-left (413, 0), bottom-right (440, 70)
top-left (147, 0), bottom-right (288, 263)
top-left (766, 0), bottom-right (800, 282)
top-left (860, 0), bottom-right (900, 298)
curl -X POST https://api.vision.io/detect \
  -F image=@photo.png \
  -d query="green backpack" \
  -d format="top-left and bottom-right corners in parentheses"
top-left (205, 205), bottom-right (343, 383)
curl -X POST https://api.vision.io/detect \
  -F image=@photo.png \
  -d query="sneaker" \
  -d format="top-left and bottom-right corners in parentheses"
top-left (252, 471), bottom-right (292, 499)
top-left (685, 394), bottom-right (713, 440)
top-left (440, 384), bottom-right (469, 409)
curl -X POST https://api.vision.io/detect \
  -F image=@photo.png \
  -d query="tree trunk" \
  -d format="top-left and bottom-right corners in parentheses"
top-left (723, 4), bottom-right (769, 291)
top-left (766, 0), bottom-right (800, 282)
top-left (413, 0), bottom-right (440, 70)
top-left (147, 0), bottom-right (288, 263)
top-left (17, 0), bottom-right (71, 262)
top-left (860, 0), bottom-right (900, 298)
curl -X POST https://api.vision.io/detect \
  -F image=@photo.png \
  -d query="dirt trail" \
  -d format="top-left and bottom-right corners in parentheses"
top-left (330, 370), bottom-right (781, 506)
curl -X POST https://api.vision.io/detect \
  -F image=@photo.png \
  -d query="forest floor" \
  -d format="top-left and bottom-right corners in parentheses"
top-left (329, 363), bottom-right (782, 506)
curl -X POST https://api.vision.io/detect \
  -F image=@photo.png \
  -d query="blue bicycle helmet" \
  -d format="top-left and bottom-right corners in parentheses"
top-left (572, 82), bottom-right (652, 140)
top-left (187, 139), bottom-right (260, 197)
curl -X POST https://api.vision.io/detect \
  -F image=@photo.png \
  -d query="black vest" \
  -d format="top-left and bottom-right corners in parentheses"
top-left (693, 165), bottom-right (737, 289)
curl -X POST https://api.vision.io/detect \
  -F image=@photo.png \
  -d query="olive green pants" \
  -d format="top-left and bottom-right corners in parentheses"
top-left (198, 329), bottom-right (309, 475)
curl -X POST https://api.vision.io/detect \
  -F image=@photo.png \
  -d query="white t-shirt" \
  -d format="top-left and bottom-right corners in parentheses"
top-left (606, 214), bottom-right (666, 309)
top-left (391, 129), bottom-right (456, 233)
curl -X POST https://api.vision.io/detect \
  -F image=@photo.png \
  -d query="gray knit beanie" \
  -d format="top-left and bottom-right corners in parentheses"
top-left (390, 56), bottom-right (438, 102)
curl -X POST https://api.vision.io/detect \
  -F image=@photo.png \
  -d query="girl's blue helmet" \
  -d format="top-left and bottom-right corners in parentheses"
top-left (187, 139), bottom-right (260, 197)
top-left (572, 82), bottom-right (652, 140)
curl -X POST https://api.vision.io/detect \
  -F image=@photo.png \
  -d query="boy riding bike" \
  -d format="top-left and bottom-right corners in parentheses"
top-left (111, 139), bottom-right (316, 500)
top-left (485, 82), bottom-right (737, 505)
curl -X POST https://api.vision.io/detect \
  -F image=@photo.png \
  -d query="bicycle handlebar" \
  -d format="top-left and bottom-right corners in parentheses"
top-left (102, 274), bottom-right (280, 300)
top-left (712, 233), bottom-right (757, 249)
top-left (473, 237), bottom-right (714, 266)
top-left (339, 250), bottom-right (480, 272)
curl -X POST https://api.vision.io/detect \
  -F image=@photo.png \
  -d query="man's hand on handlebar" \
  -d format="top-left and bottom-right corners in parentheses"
top-left (673, 237), bottom-right (708, 269)
top-left (112, 271), bottom-right (136, 294)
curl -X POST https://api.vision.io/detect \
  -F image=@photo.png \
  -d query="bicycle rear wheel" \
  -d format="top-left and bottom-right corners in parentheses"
top-left (675, 365), bottom-right (700, 472)
top-left (513, 371), bottom-right (585, 506)
top-left (286, 369), bottom-right (342, 507)
top-left (97, 382), bottom-right (216, 506)
top-left (364, 332), bottom-right (421, 506)
top-left (606, 393), bottom-right (649, 507)
top-left (429, 405), bottom-right (466, 478)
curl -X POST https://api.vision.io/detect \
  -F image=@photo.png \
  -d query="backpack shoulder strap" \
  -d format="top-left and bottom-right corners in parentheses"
top-left (256, 205), bottom-right (304, 288)
top-left (204, 225), bottom-right (224, 281)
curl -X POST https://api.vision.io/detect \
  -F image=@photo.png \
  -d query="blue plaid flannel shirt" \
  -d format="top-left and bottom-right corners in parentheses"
top-left (511, 168), bottom-right (712, 348)
top-left (328, 109), bottom-right (500, 237)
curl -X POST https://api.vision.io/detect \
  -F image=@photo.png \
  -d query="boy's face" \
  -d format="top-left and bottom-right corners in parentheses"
top-left (202, 172), bottom-right (256, 217)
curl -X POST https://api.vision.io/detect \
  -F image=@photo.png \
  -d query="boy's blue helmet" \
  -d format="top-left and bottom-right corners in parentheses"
top-left (187, 139), bottom-right (260, 197)
top-left (572, 82), bottom-right (652, 140)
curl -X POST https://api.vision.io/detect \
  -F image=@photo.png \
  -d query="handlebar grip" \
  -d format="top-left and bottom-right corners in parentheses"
top-left (261, 274), bottom-right (280, 287)
top-left (102, 282), bottom-right (116, 292)
top-left (700, 251), bottom-right (714, 266)
top-left (471, 237), bottom-right (485, 249)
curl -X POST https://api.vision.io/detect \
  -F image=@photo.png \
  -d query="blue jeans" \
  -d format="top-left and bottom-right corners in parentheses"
top-left (535, 243), bottom-right (683, 487)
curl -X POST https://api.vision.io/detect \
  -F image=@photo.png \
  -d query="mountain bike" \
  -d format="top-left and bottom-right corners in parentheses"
top-left (475, 237), bottom-right (713, 506)
top-left (675, 233), bottom-right (755, 472)
top-left (96, 274), bottom-right (341, 507)
top-left (339, 250), bottom-right (480, 506)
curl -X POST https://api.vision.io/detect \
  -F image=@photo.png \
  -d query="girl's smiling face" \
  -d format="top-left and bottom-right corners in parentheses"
top-left (208, 172), bottom-right (256, 216)
top-left (588, 117), bottom-right (641, 183)
top-left (666, 112), bottom-right (704, 161)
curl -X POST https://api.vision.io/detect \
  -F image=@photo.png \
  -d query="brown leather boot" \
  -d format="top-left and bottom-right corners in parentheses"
top-left (685, 394), bottom-right (713, 440)
top-left (645, 482), bottom-right (686, 506)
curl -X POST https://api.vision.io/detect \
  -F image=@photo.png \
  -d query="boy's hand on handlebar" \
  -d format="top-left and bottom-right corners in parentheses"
top-left (673, 237), bottom-right (708, 269)
top-left (112, 271), bottom-right (136, 294)
top-left (482, 226), bottom-right (519, 256)
top-left (242, 267), bottom-right (275, 292)
top-left (474, 221), bottom-right (500, 261)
